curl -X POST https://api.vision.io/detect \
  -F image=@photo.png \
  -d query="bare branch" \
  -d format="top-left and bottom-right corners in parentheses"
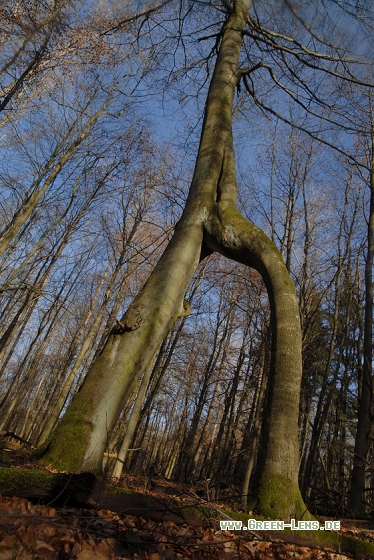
top-left (101, 0), bottom-right (174, 35)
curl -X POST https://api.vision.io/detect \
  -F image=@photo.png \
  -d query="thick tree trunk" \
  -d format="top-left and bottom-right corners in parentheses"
top-left (36, 0), bottom-right (309, 519)
top-left (37, 263), bottom-right (112, 446)
top-left (38, 216), bottom-right (142, 446)
top-left (205, 202), bottom-right (307, 518)
top-left (36, 220), bottom-right (200, 472)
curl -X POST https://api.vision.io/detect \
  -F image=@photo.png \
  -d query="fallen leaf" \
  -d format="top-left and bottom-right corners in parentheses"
top-left (34, 539), bottom-right (55, 560)
top-left (41, 506), bottom-right (57, 517)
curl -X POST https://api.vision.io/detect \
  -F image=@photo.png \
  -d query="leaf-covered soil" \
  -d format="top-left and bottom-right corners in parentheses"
top-left (1, 449), bottom-right (374, 559)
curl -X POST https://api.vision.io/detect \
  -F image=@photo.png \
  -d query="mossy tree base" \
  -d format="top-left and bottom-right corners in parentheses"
top-left (256, 474), bottom-right (313, 521)
top-left (33, 402), bottom-right (96, 473)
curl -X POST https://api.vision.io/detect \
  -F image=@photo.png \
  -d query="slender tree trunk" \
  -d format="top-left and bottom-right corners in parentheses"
top-left (349, 118), bottom-right (374, 515)
top-left (300, 181), bottom-right (355, 498)
top-left (191, 346), bottom-right (230, 479)
top-left (164, 390), bottom-right (192, 479)
top-left (207, 313), bottom-right (243, 484)
top-left (242, 327), bottom-right (270, 508)
top-left (18, 371), bottom-right (48, 438)
top-left (126, 315), bottom-right (190, 470)
top-left (176, 296), bottom-right (234, 481)
top-left (111, 360), bottom-right (154, 480)
top-left (0, 94), bottom-right (111, 257)
top-left (0, 197), bottom-right (96, 375)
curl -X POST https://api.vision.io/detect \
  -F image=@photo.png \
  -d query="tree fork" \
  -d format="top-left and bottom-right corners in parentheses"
top-left (36, 0), bottom-right (310, 519)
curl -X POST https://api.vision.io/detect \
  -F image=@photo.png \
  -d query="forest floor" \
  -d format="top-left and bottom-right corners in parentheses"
top-left (0, 450), bottom-right (374, 559)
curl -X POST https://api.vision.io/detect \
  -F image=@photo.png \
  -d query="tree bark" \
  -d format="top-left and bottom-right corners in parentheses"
top-left (349, 110), bottom-right (374, 515)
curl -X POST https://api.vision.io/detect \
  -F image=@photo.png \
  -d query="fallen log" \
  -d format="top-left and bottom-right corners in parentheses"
top-left (0, 467), bottom-right (198, 525)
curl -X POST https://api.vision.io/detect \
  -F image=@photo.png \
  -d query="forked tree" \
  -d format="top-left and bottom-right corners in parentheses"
top-left (36, 0), bottom-right (370, 519)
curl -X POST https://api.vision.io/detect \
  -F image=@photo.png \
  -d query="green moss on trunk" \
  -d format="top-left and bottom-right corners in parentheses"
top-left (34, 400), bottom-right (94, 472)
top-left (257, 474), bottom-right (312, 520)
top-left (0, 467), bottom-right (56, 494)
